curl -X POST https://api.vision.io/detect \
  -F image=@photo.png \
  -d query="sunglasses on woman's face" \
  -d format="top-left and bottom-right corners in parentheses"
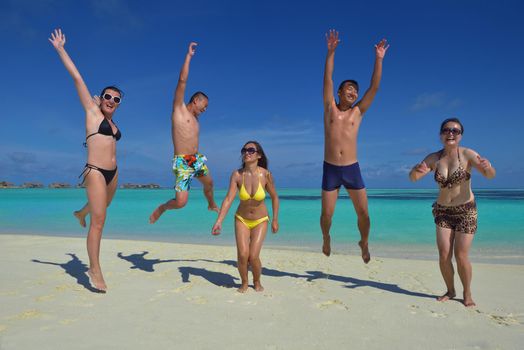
top-left (102, 93), bottom-right (121, 104)
top-left (241, 147), bottom-right (257, 155)
top-left (440, 127), bottom-right (462, 136)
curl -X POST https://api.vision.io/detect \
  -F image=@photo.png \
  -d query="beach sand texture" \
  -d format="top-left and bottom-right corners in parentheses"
top-left (1, 234), bottom-right (523, 349)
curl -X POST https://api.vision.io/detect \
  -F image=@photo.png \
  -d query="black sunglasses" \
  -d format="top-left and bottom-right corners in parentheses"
top-left (241, 147), bottom-right (257, 155)
top-left (440, 127), bottom-right (462, 136)
top-left (102, 93), bottom-right (121, 104)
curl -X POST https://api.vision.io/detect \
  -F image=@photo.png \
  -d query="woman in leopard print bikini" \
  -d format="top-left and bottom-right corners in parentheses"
top-left (409, 118), bottom-right (496, 307)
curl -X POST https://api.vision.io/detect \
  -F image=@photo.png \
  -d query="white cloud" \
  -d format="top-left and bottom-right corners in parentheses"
top-left (409, 92), bottom-right (445, 112)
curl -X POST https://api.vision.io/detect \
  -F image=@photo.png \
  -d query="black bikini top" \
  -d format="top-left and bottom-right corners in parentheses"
top-left (434, 149), bottom-right (471, 188)
top-left (84, 118), bottom-right (121, 147)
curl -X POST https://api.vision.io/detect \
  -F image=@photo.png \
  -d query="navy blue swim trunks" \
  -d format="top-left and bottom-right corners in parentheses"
top-left (321, 161), bottom-right (365, 191)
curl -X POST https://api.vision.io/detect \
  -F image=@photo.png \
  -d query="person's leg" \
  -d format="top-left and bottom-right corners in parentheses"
top-left (149, 191), bottom-right (189, 224)
top-left (436, 226), bottom-right (456, 301)
top-left (74, 170), bottom-right (119, 227)
top-left (347, 188), bottom-right (371, 263)
top-left (106, 170), bottom-right (119, 206)
top-left (320, 189), bottom-right (339, 256)
top-left (454, 232), bottom-right (475, 307)
top-left (248, 220), bottom-right (269, 292)
top-left (235, 218), bottom-right (251, 293)
top-left (196, 174), bottom-right (218, 212)
top-left (84, 171), bottom-right (109, 291)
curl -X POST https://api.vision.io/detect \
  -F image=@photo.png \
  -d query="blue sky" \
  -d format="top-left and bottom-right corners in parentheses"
top-left (1, 0), bottom-right (523, 189)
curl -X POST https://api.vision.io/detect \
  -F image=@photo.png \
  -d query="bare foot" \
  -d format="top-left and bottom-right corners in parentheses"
top-left (87, 269), bottom-right (107, 293)
top-left (437, 290), bottom-right (456, 302)
top-left (237, 283), bottom-right (249, 293)
top-left (149, 205), bottom-right (166, 224)
top-left (73, 211), bottom-right (86, 228)
top-left (322, 234), bottom-right (331, 257)
top-left (208, 203), bottom-right (219, 213)
top-left (358, 240), bottom-right (370, 264)
top-left (463, 293), bottom-right (476, 307)
top-left (254, 282), bottom-right (264, 292)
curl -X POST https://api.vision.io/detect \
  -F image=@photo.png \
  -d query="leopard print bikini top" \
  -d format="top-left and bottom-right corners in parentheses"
top-left (434, 148), bottom-right (471, 189)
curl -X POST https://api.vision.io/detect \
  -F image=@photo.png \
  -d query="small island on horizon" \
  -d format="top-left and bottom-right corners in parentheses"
top-left (0, 181), bottom-right (162, 189)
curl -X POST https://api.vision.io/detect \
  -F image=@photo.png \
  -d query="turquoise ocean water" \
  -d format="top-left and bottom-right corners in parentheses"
top-left (1, 188), bottom-right (523, 263)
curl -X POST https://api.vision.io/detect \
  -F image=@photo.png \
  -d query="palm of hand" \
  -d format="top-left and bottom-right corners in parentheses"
top-left (326, 30), bottom-right (340, 51)
top-left (375, 39), bottom-right (389, 58)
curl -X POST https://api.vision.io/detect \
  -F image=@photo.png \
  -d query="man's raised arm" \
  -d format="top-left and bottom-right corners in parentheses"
top-left (356, 38), bottom-right (389, 115)
top-left (173, 42), bottom-right (197, 110)
top-left (323, 30), bottom-right (340, 111)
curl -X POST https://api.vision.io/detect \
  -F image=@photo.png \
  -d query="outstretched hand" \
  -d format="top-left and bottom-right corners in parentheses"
top-left (414, 161), bottom-right (431, 175)
top-left (326, 29), bottom-right (340, 52)
top-left (476, 155), bottom-right (492, 171)
top-left (188, 42), bottom-right (198, 56)
top-left (49, 28), bottom-right (66, 50)
top-left (375, 38), bottom-right (389, 59)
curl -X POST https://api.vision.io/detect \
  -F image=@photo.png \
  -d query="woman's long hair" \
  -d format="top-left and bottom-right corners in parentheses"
top-left (240, 140), bottom-right (268, 170)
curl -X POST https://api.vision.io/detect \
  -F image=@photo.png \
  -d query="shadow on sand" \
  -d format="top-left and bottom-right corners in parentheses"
top-left (31, 253), bottom-right (103, 293)
top-left (116, 252), bottom-right (436, 298)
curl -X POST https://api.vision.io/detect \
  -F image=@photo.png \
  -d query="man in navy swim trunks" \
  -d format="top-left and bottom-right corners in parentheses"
top-left (321, 30), bottom-right (389, 263)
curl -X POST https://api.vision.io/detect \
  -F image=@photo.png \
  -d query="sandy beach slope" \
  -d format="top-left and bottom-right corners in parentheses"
top-left (0, 234), bottom-right (523, 349)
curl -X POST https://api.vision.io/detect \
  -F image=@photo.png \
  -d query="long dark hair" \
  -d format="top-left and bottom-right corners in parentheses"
top-left (240, 140), bottom-right (268, 170)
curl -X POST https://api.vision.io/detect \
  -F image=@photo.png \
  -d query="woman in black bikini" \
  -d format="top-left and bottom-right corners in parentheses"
top-left (49, 29), bottom-right (123, 292)
top-left (409, 118), bottom-right (496, 307)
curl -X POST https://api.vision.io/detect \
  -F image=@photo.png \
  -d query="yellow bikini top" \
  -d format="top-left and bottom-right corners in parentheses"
top-left (239, 170), bottom-right (266, 201)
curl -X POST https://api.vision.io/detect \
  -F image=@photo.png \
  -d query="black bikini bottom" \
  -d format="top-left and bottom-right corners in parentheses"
top-left (79, 163), bottom-right (117, 186)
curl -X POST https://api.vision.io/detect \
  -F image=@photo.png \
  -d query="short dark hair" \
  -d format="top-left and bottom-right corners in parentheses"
top-left (189, 91), bottom-right (208, 103)
top-left (100, 86), bottom-right (123, 98)
top-left (440, 117), bottom-right (464, 135)
top-left (338, 79), bottom-right (359, 93)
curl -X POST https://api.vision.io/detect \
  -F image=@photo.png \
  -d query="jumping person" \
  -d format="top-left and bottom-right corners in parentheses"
top-left (150, 42), bottom-right (218, 223)
top-left (320, 30), bottom-right (389, 263)
top-left (50, 28), bottom-right (123, 292)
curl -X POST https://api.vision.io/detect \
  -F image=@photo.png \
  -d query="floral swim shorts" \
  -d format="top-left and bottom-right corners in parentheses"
top-left (172, 153), bottom-right (209, 192)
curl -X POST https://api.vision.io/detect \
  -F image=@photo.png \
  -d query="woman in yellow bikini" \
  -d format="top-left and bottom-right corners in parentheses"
top-left (212, 141), bottom-right (279, 292)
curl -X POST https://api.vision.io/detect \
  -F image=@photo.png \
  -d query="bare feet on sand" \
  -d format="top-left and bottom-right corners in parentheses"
top-left (358, 240), bottom-right (370, 264)
top-left (87, 269), bottom-right (107, 293)
top-left (237, 283), bottom-right (249, 293)
top-left (322, 234), bottom-right (331, 256)
top-left (437, 290), bottom-right (456, 302)
top-left (73, 211), bottom-right (86, 227)
top-left (254, 282), bottom-right (264, 292)
top-left (463, 292), bottom-right (476, 308)
top-left (149, 204), bottom-right (166, 224)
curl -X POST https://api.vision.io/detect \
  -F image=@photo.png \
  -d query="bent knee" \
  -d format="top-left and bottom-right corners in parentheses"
top-left (175, 196), bottom-right (188, 208)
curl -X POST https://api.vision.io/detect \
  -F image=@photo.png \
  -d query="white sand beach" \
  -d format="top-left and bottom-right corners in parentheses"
top-left (0, 234), bottom-right (523, 349)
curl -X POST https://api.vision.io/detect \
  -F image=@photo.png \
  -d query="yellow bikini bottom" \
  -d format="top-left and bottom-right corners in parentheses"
top-left (235, 214), bottom-right (269, 229)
